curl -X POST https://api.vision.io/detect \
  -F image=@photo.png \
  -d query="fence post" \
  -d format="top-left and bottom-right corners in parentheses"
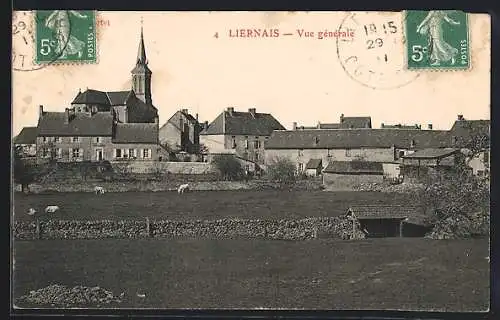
top-left (146, 217), bottom-right (151, 238)
top-left (35, 218), bottom-right (41, 240)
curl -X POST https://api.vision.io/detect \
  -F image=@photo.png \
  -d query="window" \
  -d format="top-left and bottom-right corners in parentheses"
top-left (71, 148), bottom-right (81, 158)
top-left (54, 137), bottom-right (60, 143)
top-left (410, 140), bottom-right (415, 148)
top-left (245, 137), bottom-right (249, 149)
top-left (298, 149), bottom-right (304, 156)
top-left (42, 137), bottom-right (47, 143)
top-left (254, 138), bottom-right (261, 149)
top-left (129, 148), bottom-right (136, 158)
top-left (142, 149), bottom-right (151, 159)
top-left (56, 148), bottom-right (62, 158)
top-left (298, 163), bottom-right (304, 172)
top-left (123, 149), bottom-right (129, 158)
top-left (345, 149), bottom-right (351, 157)
top-left (398, 150), bottom-right (405, 159)
top-left (72, 137), bottom-right (79, 143)
top-left (115, 149), bottom-right (122, 158)
top-left (255, 153), bottom-right (259, 161)
top-left (231, 136), bottom-right (236, 149)
top-left (95, 137), bottom-right (101, 143)
top-left (42, 148), bottom-right (50, 158)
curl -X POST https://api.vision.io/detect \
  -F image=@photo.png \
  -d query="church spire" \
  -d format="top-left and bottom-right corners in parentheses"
top-left (136, 17), bottom-right (147, 64)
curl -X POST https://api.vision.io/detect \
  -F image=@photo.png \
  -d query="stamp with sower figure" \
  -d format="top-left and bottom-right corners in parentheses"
top-left (405, 10), bottom-right (470, 70)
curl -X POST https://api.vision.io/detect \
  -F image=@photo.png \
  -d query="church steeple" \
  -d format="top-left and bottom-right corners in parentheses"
top-left (131, 17), bottom-right (152, 105)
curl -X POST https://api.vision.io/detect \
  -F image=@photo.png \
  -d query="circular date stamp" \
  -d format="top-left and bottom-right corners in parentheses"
top-left (336, 12), bottom-right (420, 90)
top-left (12, 11), bottom-right (71, 72)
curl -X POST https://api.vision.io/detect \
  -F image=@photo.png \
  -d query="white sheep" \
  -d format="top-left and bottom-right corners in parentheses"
top-left (45, 205), bottom-right (60, 213)
top-left (177, 183), bottom-right (190, 194)
top-left (27, 208), bottom-right (37, 216)
top-left (94, 186), bottom-right (106, 195)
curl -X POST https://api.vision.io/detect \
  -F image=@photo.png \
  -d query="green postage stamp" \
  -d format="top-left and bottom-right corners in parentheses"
top-left (405, 10), bottom-right (470, 70)
top-left (35, 10), bottom-right (97, 64)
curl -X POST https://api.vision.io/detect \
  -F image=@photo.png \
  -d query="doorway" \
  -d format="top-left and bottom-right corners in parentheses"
top-left (96, 148), bottom-right (104, 161)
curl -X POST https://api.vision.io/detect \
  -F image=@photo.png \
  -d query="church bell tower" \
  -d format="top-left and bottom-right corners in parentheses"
top-left (131, 19), bottom-right (152, 105)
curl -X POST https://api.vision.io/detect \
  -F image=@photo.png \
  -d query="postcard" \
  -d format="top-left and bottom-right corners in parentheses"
top-left (11, 10), bottom-right (490, 312)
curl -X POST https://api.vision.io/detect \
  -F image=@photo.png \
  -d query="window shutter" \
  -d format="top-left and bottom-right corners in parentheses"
top-left (139, 149), bottom-right (143, 158)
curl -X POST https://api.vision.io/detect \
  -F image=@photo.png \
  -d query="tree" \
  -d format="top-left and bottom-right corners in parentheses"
top-left (211, 154), bottom-right (244, 181)
top-left (13, 146), bottom-right (45, 193)
top-left (265, 157), bottom-right (297, 186)
top-left (413, 125), bottom-right (490, 239)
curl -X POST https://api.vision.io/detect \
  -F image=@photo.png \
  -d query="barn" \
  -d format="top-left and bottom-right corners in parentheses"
top-left (346, 205), bottom-right (433, 238)
top-left (305, 159), bottom-right (323, 177)
top-left (322, 161), bottom-right (384, 190)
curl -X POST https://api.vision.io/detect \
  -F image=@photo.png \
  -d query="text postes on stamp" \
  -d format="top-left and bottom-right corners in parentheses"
top-left (35, 10), bottom-right (97, 65)
top-left (336, 12), bottom-right (419, 90)
top-left (405, 10), bottom-right (470, 70)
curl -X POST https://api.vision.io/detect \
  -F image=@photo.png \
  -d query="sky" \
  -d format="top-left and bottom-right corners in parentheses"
top-left (12, 11), bottom-right (491, 136)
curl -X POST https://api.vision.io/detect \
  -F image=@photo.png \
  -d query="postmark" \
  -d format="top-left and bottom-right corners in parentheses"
top-left (336, 12), bottom-right (419, 90)
top-left (405, 10), bottom-right (470, 70)
top-left (35, 10), bottom-right (97, 65)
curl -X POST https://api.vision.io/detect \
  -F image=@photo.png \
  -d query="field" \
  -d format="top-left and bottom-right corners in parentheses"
top-left (12, 191), bottom-right (490, 311)
top-left (13, 238), bottom-right (489, 310)
top-left (13, 190), bottom-right (410, 221)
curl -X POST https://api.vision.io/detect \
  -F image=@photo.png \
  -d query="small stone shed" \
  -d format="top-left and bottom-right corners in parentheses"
top-left (346, 205), bottom-right (433, 238)
top-left (401, 148), bottom-right (460, 182)
top-left (305, 159), bottom-right (323, 177)
top-left (323, 161), bottom-right (384, 190)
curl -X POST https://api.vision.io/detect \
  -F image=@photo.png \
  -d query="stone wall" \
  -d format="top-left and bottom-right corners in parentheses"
top-left (110, 160), bottom-right (216, 174)
top-left (13, 216), bottom-right (365, 241)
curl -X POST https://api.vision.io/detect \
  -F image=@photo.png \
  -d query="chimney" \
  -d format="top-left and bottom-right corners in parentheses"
top-left (428, 124), bottom-right (433, 130)
top-left (457, 114), bottom-right (464, 121)
top-left (181, 108), bottom-right (188, 114)
top-left (204, 121), bottom-right (209, 130)
top-left (317, 121), bottom-right (321, 129)
top-left (340, 113), bottom-right (345, 123)
top-left (227, 107), bottom-right (234, 115)
top-left (248, 108), bottom-right (256, 116)
top-left (64, 108), bottom-right (69, 124)
top-left (292, 122), bottom-right (297, 130)
top-left (39, 105), bottom-right (44, 118)
top-left (195, 113), bottom-right (199, 121)
top-left (381, 123), bottom-right (385, 128)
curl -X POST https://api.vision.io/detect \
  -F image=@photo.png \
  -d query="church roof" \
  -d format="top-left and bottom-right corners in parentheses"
top-left (71, 89), bottom-right (134, 106)
top-left (113, 123), bottom-right (158, 144)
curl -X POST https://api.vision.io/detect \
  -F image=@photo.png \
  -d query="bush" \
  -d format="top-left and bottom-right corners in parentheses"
top-left (265, 157), bottom-right (297, 186)
top-left (211, 155), bottom-right (244, 181)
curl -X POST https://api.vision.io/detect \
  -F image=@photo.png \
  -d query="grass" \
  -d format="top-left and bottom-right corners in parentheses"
top-left (13, 238), bottom-right (489, 310)
top-left (13, 191), bottom-right (410, 221)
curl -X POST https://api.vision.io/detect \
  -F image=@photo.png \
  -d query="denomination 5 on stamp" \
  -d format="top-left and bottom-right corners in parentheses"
top-left (405, 10), bottom-right (470, 70)
top-left (35, 10), bottom-right (97, 64)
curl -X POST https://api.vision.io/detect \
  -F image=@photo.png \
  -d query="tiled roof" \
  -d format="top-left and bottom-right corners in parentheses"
top-left (265, 129), bottom-right (451, 149)
top-left (14, 127), bottom-right (38, 144)
top-left (112, 123), bottom-right (158, 144)
top-left (37, 112), bottom-right (114, 136)
top-left (324, 161), bottom-right (384, 174)
top-left (347, 205), bottom-right (430, 226)
top-left (305, 158), bottom-right (322, 169)
top-left (381, 124), bottom-right (421, 129)
top-left (126, 96), bottom-right (158, 123)
top-left (107, 91), bottom-right (133, 106)
top-left (319, 123), bottom-right (341, 129)
top-left (71, 89), bottom-right (134, 107)
top-left (201, 110), bottom-right (285, 136)
top-left (402, 148), bottom-right (459, 159)
top-left (341, 116), bottom-right (372, 129)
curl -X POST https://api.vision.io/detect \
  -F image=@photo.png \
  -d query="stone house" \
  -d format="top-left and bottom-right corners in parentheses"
top-left (293, 114), bottom-right (372, 130)
top-left (200, 107), bottom-right (285, 165)
top-left (34, 24), bottom-right (161, 163)
top-left (304, 159), bottom-right (323, 177)
top-left (322, 161), bottom-right (385, 190)
top-left (401, 148), bottom-right (462, 182)
top-left (159, 108), bottom-right (203, 153)
top-left (264, 128), bottom-right (451, 178)
top-left (13, 126), bottom-right (38, 157)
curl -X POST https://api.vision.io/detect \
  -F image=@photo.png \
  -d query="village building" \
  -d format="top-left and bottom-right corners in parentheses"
top-left (401, 148), bottom-right (461, 183)
top-left (346, 205), bottom-right (433, 238)
top-left (13, 127), bottom-right (38, 157)
top-left (322, 161), bottom-right (384, 190)
top-left (381, 123), bottom-right (425, 130)
top-left (200, 107), bottom-right (285, 165)
top-left (293, 114), bottom-right (372, 130)
top-left (304, 159), bottom-right (323, 177)
top-left (264, 128), bottom-right (451, 177)
top-left (32, 25), bottom-right (162, 163)
top-left (159, 108), bottom-right (204, 154)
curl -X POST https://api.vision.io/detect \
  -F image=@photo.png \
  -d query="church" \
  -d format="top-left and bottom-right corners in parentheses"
top-left (33, 25), bottom-right (164, 162)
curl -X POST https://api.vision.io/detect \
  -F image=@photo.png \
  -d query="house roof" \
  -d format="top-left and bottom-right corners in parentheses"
top-left (381, 124), bottom-right (421, 129)
top-left (323, 161), bottom-right (384, 174)
top-left (14, 127), bottom-right (38, 144)
top-left (37, 111), bottom-right (114, 136)
top-left (341, 116), bottom-right (372, 129)
top-left (71, 89), bottom-right (135, 107)
top-left (346, 205), bottom-right (431, 226)
top-left (305, 158), bottom-right (322, 169)
top-left (112, 123), bottom-right (158, 144)
top-left (265, 129), bottom-right (451, 149)
top-left (402, 148), bottom-right (459, 159)
top-left (201, 110), bottom-right (285, 136)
